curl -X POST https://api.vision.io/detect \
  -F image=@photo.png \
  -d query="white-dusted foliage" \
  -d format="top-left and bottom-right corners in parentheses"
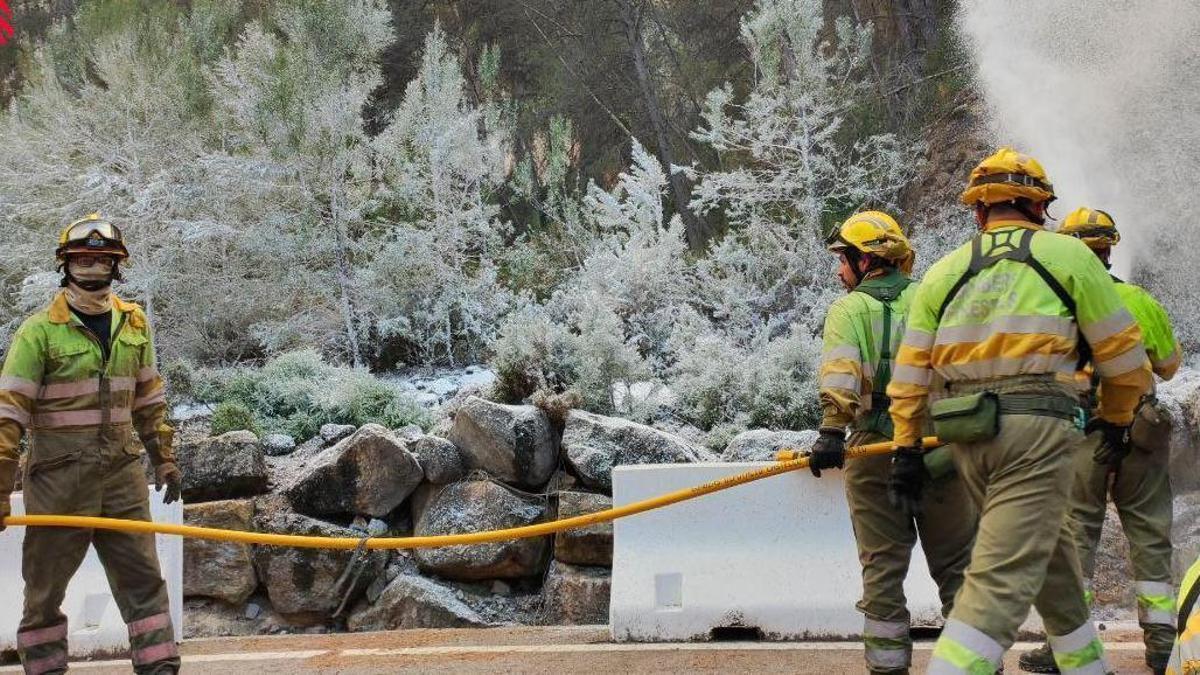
top-left (364, 26), bottom-right (514, 366)
top-left (0, 0), bottom-right (948, 442)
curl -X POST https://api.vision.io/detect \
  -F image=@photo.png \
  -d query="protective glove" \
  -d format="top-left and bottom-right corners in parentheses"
top-left (1085, 418), bottom-right (1132, 466)
top-left (888, 446), bottom-right (926, 517)
top-left (809, 427), bottom-right (846, 477)
top-left (154, 462), bottom-right (183, 505)
top-left (0, 496), bottom-right (9, 533)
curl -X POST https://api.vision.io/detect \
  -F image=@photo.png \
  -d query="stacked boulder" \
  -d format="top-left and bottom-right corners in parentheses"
top-left (180, 395), bottom-right (717, 636)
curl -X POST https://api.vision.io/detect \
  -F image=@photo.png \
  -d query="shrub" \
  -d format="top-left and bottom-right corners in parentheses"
top-left (489, 304), bottom-right (580, 403)
top-left (210, 400), bottom-right (260, 437)
top-left (196, 349), bottom-right (430, 440)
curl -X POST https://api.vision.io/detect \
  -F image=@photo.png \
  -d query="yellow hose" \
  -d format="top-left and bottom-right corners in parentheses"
top-left (2, 436), bottom-right (940, 550)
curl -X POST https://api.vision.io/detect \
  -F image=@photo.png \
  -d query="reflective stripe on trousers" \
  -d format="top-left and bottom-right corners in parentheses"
top-left (1047, 621), bottom-right (1108, 674)
top-left (1136, 580), bottom-right (1176, 626)
top-left (17, 622), bottom-right (69, 675)
top-left (127, 611), bottom-right (179, 666)
top-left (863, 617), bottom-right (910, 671)
top-left (928, 618), bottom-right (1004, 674)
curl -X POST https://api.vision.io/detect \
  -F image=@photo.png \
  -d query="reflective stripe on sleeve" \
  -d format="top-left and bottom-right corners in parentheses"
top-left (891, 364), bottom-right (931, 386)
top-left (1094, 345), bottom-right (1149, 378)
top-left (1080, 307), bottom-right (1136, 344)
top-left (0, 375), bottom-right (40, 398)
top-left (820, 373), bottom-right (860, 392)
top-left (0, 403), bottom-right (31, 426)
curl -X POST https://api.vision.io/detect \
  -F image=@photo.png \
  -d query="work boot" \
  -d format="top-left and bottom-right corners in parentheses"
top-left (1017, 642), bottom-right (1059, 673)
top-left (1146, 651), bottom-right (1169, 675)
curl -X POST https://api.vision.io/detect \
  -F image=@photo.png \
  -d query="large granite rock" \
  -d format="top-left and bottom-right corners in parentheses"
top-left (721, 429), bottom-right (818, 462)
top-left (252, 498), bottom-right (388, 621)
top-left (284, 424), bottom-right (423, 518)
top-left (554, 491), bottom-right (613, 567)
top-left (447, 397), bottom-right (558, 488)
top-left (561, 410), bottom-right (716, 491)
top-left (413, 480), bottom-right (550, 580)
top-left (410, 435), bottom-right (467, 484)
top-left (183, 499), bottom-right (258, 605)
top-left (178, 430), bottom-right (268, 502)
top-left (347, 574), bottom-right (489, 631)
top-left (541, 561), bottom-right (611, 625)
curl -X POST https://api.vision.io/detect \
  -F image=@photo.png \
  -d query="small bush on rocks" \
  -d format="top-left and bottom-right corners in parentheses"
top-left (210, 401), bottom-right (260, 437)
top-left (196, 350), bottom-right (430, 441)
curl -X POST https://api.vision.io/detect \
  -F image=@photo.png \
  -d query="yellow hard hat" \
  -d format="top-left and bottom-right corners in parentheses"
top-left (827, 210), bottom-right (915, 274)
top-left (56, 213), bottom-right (129, 261)
top-left (960, 147), bottom-right (1056, 206)
top-left (1059, 207), bottom-right (1119, 249)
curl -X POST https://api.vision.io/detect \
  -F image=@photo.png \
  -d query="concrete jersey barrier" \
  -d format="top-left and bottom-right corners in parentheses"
top-left (609, 461), bottom-right (944, 641)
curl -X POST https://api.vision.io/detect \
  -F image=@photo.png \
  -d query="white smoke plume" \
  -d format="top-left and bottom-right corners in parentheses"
top-left (956, 1), bottom-right (1200, 350)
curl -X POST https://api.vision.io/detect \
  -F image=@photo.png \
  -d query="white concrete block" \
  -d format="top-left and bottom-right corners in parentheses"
top-left (0, 489), bottom-right (183, 658)
top-left (610, 462), bottom-right (944, 642)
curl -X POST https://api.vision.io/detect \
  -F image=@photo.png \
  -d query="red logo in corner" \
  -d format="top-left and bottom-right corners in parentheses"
top-left (0, 1), bottom-right (12, 46)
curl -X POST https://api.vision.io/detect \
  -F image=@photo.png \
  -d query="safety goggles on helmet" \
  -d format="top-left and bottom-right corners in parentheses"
top-left (56, 215), bottom-right (129, 260)
top-left (64, 219), bottom-right (121, 243)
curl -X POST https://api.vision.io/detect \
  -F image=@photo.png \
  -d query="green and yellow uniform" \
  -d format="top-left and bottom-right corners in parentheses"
top-left (1, 291), bottom-right (179, 675)
top-left (1068, 278), bottom-right (1181, 664)
top-left (888, 219), bottom-right (1152, 674)
top-left (820, 213), bottom-right (976, 675)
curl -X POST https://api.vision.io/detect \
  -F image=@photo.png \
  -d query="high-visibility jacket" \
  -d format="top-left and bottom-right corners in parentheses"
top-left (1167, 556), bottom-right (1200, 675)
top-left (819, 268), bottom-right (915, 434)
top-left (886, 221), bottom-right (1153, 447)
top-left (1114, 280), bottom-right (1180, 380)
top-left (0, 291), bottom-right (174, 499)
top-left (1073, 278), bottom-right (1180, 398)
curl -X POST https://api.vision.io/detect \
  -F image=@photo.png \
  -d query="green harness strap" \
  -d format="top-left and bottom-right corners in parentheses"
top-left (936, 228), bottom-right (1092, 368)
top-left (854, 271), bottom-right (913, 437)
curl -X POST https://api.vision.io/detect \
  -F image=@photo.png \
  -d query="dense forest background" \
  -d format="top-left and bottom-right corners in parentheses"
top-left (0, 0), bottom-right (1040, 441)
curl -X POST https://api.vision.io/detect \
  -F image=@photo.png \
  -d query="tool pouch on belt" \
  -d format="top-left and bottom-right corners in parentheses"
top-left (1130, 395), bottom-right (1172, 453)
top-left (930, 392), bottom-right (999, 444)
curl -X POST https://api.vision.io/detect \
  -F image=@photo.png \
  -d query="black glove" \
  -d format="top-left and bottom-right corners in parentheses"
top-left (155, 462), bottom-right (183, 505)
top-left (888, 446), bottom-right (927, 516)
top-left (0, 496), bottom-right (8, 533)
top-left (1085, 418), bottom-right (1132, 466)
top-left (809, 427), bottom-right (846, 477)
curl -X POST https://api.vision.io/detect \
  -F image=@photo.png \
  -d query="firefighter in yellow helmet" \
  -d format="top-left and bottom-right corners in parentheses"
top-left (0, 214), bottom-right (182, 674)
top-left (814, 211), bottom-right (976, 674)
top-left (1020, 207), bottom-right (1182, 674)
top-left (887, 148), bottom-right (1152, 673)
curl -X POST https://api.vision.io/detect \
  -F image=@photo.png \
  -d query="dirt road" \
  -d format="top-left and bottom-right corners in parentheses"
top-left (0, 626), bottom-right (1151, 673)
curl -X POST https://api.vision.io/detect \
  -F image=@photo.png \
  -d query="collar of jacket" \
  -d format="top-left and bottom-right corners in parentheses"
top-left (854, 267), bottom-right (909, 293)
top-left (47, 290), bottom-right (142, 325)
top-left (983, 218), bottom-right (1042, 232)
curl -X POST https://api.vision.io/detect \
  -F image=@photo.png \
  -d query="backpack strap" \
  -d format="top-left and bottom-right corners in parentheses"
top-left (936, 228), bottom-right (1091, 367)
top-left (854, 276), bottom-right (913, 399)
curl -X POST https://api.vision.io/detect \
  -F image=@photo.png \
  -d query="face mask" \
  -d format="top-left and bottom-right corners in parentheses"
top-left (64, 282), bottom-right (113, 314)
top-left (64, 258), bottom-right (114, 314)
